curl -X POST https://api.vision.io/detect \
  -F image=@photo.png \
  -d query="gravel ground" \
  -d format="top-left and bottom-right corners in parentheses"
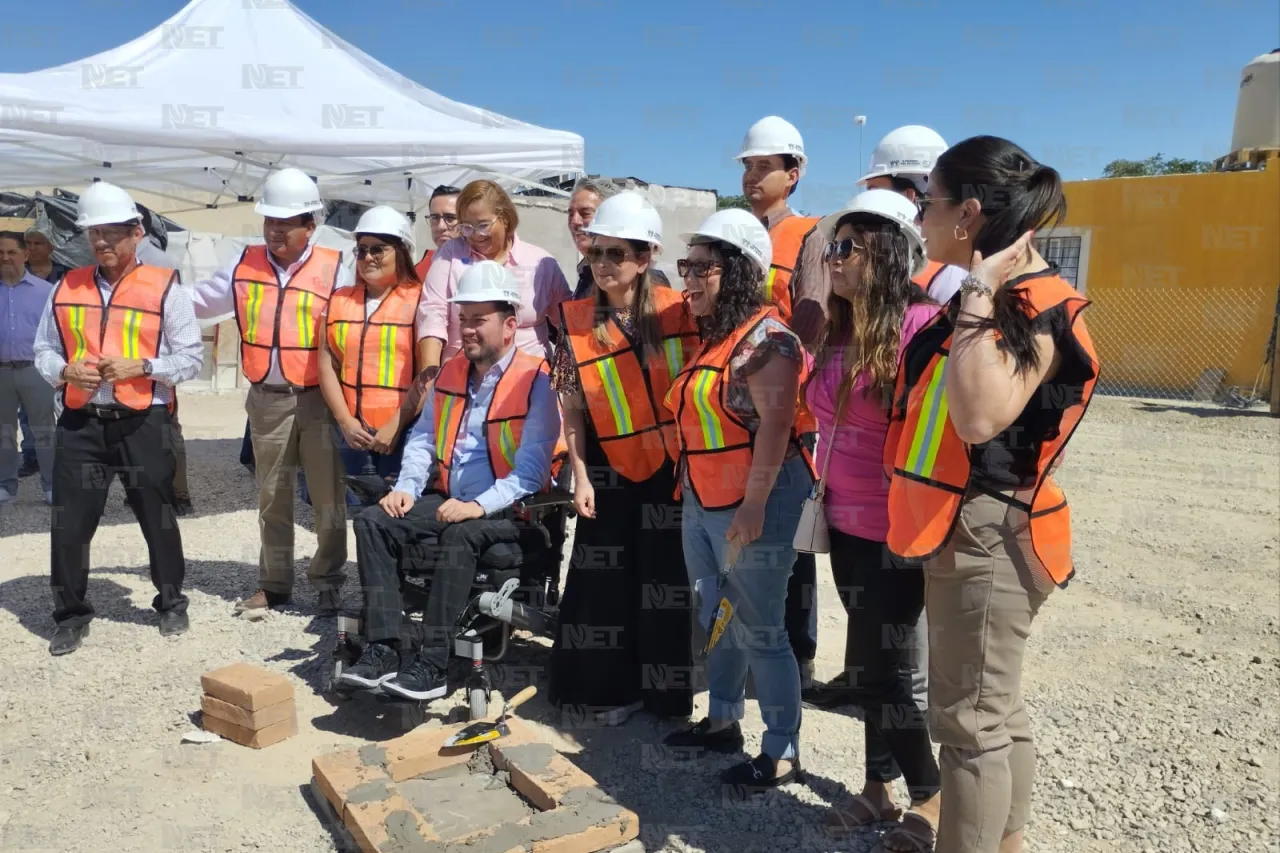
top-left (0, 393), bottom-right (1277, 853)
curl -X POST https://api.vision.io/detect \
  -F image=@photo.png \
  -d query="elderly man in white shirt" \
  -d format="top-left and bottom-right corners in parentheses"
top-left (33, 183), bottom-right (203, 656)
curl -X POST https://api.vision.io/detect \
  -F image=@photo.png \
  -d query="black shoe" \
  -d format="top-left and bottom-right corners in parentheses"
top-left (801, 682), bottom-right (858, 709)
top-left (174, 498), bottom-right (194, 517)
top-left (662, 717), bottom-right (745, 753)
top-left (17, 458), bottom-right (38, 479)
top-left (337, 641), bottom-right (399, 690)
top-left (316, 588), bottom-right (342, 617)
top-left (381, 654), bottom-right (448, 701)
top-left (50, 623), bottom-right (89, 656)
top-left (721, 753), bottom-right (802, 790)
top-left (159, 610), bottom-right (189, 637)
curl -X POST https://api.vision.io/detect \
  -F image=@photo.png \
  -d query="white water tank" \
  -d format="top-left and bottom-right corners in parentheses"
top-left (1229, 49), bottom-right (1280, 152)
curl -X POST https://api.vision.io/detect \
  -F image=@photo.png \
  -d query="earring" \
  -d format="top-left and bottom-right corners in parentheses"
top-left (954, 225), bottom-right (969, 241)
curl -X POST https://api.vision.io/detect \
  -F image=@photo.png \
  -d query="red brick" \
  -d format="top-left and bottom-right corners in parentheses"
top-left (201, 693), bottom-right (294, 730)
top-left (311, 750), bottom-right (391, 815)
top-left (344, 793), bottom-right (436, 853)
top-left (529, 808), bottom-right (639, 853)
top-left (202, 708), bottom-right (297, 748)
top-left (381, 724), bottom-right (474, 782)
top-left (506, 754), bottom-right (597, 812)
top-left (200, 662), bottom-right (293, 711)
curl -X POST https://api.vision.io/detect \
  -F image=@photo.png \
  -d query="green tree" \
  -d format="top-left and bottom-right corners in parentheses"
top-left (717, 194), bottom-right (751, 211)
top-left (1101, 153), bottom-right (1213, 178)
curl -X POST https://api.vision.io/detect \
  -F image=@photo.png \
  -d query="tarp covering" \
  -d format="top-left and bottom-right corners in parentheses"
top-left (0, 0), bottom-right (584, 209)
top-left (0, 189), bottom-right (185, 269)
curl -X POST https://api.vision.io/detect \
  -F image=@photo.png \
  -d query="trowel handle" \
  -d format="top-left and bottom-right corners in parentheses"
top-left (506, 685), bottom-right (537, 713)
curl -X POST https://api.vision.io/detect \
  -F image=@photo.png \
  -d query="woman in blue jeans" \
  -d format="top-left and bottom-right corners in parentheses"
top-left (662, 209), bottom-right (814, 790)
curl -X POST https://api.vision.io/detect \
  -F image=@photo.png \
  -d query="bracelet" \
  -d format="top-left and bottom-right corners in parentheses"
top-left (959, 275), bottom-right (994, 299)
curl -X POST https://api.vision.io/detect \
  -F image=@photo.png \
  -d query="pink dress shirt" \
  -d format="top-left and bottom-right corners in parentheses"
top-left (416, 234), bottom-right (571, 362)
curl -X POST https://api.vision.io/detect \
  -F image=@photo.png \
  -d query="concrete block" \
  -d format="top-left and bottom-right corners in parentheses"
top-left (200, 662), bottom-right (293, 711)
top-left (202, 709), bottom-right (297, 748)
top-left (311, 749), bottom-right (391, 815)
top-left (200, 693), bottom-right (294, 731)
top-left (344, 793), bottom-right (437, 853)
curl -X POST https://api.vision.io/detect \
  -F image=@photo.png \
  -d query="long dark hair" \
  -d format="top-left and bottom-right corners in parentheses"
top-left (356, 236), bottom-right (420, 287)
top-left (698, 242), bottom-right (763, 345)
top-left (806, 213), bottom-right (934, 411)
top-left (591, 238), bottom-right (662, 358)
top-left (934, 135), bottom-right (1066, 374)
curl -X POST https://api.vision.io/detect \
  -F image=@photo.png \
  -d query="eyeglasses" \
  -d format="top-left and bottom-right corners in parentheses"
top-left (585, 246), bottom-right (636, 266)
top-left (822, 239), bottom-right (865, 262)
top-left (427, 213), bottom-right (458, 227)
top-left (86, 226), bottom-right (134, 244)
top-left (915, 195), bottom-right (954, 216)
top-left (460, 220), bottom-right (497, 238)
top-left (677, 259), bottom-right (721, 279)
top-left (355, 244), bottom-right (394, 260)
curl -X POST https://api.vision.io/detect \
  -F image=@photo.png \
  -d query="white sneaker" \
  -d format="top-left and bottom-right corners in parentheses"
top-left (0, 487), bottom-right (16, 506)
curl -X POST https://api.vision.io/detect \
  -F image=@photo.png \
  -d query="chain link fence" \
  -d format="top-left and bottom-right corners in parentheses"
top-left (1083, 285), bottom-right (1278, 407)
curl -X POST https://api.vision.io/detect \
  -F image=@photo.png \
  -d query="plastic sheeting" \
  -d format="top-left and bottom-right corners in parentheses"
top-left (0, 189), bottom-right (185, 270)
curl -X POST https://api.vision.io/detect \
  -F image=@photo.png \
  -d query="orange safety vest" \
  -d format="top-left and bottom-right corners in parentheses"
top-left (233, 244), bottom-right (340, 387)
top-left (52, 264), bottom-right (173, 410)
top-left (560, 287), bottom-right (698, 483)
top-left (912, 260), bottom-right (945, 291)
top-left (326, 282), bottom-right (422, 431)
top-left (763, 214), bottom-right (819, 326)
top-left (664, 305), bottom-right (816, 511)
top-left (429, 349), bottom-right (564, 495)
top-left (414, 248), bottom-right (435, 284)
top-left (884, 273), bottom-right (1099, 587)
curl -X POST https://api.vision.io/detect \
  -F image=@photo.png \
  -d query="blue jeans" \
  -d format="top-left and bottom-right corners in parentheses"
top-left (683, 454), bottom-right (811, 761)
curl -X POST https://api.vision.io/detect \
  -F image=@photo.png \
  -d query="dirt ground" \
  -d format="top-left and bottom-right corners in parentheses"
top-left (0, 393), bottom-right (1276, 853)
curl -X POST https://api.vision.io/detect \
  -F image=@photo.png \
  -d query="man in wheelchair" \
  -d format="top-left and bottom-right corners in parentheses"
top-left (339, 261), bottom-right (563, 702)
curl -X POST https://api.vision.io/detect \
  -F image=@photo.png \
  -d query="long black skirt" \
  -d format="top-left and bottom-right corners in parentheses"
top-left (548, 434), bottom-right (693, 718)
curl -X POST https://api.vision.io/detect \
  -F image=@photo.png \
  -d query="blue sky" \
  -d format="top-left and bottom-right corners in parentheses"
top-left (2, 0), bottom-right (1275, 214)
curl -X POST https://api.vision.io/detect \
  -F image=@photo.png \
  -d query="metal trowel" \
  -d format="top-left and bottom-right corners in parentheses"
top-left (702, 539), bottom-right (743, 656)
top-left (442, 685), bottom-right (537, 748)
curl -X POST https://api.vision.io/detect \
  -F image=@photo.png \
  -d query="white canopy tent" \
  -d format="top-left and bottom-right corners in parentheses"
top-left (0, 0), bottom-right (584, 212)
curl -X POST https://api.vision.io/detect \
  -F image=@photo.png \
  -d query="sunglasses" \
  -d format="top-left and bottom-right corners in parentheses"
top-left (427, 213), bottom-right (458, 227)
top-left (585, 246), bottom-right (638, 266)
top-left (822, 238), bottom-right (866, 262)
top-left (915, 195), bottom-right (954, 215)
top-left (460, 220), bottom-right (497, 238)
top-left (355, 244), bottom-right (394, 260)
top-left (677, 259), bottom-right (721, 279)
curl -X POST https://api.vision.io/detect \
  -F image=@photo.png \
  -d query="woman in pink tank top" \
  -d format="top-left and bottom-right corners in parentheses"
top-left (802, 190), bottom-right (943, 851)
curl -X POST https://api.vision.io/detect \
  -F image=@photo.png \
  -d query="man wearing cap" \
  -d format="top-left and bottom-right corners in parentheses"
top-left (189, 167), bottom-right (353, 616)
top-left (339, 261), bottom-right (561, 702)
top-left (32, 182), bottom-right (203, 655)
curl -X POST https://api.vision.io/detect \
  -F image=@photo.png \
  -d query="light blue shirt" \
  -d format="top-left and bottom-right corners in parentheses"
top-left (394, 347), bottom-right (561, 516)
top-left (0, 272), bottom-right (54, 362)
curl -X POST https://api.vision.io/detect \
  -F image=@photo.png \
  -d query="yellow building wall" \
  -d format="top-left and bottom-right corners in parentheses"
top-left (1061, 168), bottom-right (1279, 395)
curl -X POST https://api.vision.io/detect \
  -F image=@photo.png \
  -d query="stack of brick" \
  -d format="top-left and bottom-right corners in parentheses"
top-left (199, 662), bottom-right (298, 749)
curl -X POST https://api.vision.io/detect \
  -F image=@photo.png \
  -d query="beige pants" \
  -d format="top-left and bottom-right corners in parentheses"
top-left (927, 492), bottom-right (1056, 853)
top-left (246, 386), bottom-right (347, 595)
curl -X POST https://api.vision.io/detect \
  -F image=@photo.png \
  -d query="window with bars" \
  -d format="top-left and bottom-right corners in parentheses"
top-left (1035, 236), bottom-right (1082, 287)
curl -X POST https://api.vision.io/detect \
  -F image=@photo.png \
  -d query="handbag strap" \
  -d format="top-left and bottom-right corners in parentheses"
top-left (812, 381), bottom-right (854, 500)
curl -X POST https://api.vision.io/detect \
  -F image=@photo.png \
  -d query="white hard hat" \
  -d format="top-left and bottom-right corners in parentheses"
top-left (76, 182), bottom-right (140, 228)
top-left (735, 115), bottom-right (807, 177)
top-left (680, 209), bottom-right (773, 277)
top-left (815, 189), bottom-right (928, 277)
top-left (450, 260), bottom-right (522, 308)
top-left (255, 167), bottom-right (324, 219)
top-left (582, 190), bottom-right (663, 249)
top-left (857, 125), bottom-right (948, 186)
top-left (355, 205), bottom-right (416, 260)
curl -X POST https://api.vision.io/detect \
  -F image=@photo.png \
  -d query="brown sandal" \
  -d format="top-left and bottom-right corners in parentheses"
top-left (824, 794), bottom-right (904, 834)
top-left (883, 811), bottom-right (937, 852)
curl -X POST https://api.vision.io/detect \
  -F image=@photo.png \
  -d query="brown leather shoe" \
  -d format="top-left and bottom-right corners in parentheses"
top-left (234, 589), bottom-right (292, 613)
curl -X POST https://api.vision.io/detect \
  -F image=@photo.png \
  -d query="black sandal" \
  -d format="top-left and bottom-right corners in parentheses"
top-left (720, 753), bottom-right (802, 790)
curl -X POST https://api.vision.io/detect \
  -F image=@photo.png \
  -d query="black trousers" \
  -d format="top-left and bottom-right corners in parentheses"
top-left (829, 527), bottom-right (940, 800)
top-left (785, 432), bottom-right (819, 662)
top-left (51, 405), bottom-right (188, 627)
top-left (353, 492), bottom-right (521, 670)
top-left (548, 447), bottom-right (693, 718)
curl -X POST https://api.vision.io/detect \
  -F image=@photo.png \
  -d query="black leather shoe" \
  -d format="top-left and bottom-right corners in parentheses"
top-left (662, 718), bottom-right (745, 753)
top-left (801, 683), bottom-right (858, 709)
top-left (174, 498), bottom-right (194, 517)
top-left (50, 624), bottom-right (89, 656)
top-left (159, 610), bottom-right (190, 637)
top-left (721, 753), bottom-right (803, 790)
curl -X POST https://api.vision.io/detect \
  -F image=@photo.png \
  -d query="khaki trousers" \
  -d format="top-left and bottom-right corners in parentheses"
top-left (246, 386), bottom-right (347, 595)
top-left (927, 492), bottom-right (1056, 853)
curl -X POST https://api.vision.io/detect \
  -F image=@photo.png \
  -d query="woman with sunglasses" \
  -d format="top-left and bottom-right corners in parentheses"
top-left (804, 190), bottom-right (943, 849)
top-left (318, 206), bottom-right (424, 487)
top-left (417, 180), bottom-right (570, 374)
top-left (888, 136), bottom-right (1099, 853)
top-left (546, 191), bottom-right (698, 726)
top-left (661, 208), bottom-right (815, 791)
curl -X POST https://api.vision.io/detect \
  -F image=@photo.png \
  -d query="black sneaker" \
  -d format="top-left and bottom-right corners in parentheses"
top-left (381, 654), bottom-right (448, 701)
top-left (337, 641), bottom-right (399, 689)
top-left (662, 717), bottom-right (745, 753)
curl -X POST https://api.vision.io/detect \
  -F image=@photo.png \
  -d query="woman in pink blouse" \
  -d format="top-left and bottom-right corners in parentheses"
top-left (803, 190), bottom-right (943, 851)
top-left (416, 179), bottom-right (571, 369)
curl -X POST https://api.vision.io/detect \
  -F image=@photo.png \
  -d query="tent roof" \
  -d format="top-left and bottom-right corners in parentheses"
top-left (0, 0), bottom-right (584, 209)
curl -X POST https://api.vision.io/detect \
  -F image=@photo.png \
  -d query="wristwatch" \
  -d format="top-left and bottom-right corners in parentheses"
top-left (142, 359), bottom-right (154, 377)
top-left (958, 275), bottom-right (994, 299)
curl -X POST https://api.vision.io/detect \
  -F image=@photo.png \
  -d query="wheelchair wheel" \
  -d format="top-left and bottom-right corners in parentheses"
top-left (469, 687), bottom-right (488, 720)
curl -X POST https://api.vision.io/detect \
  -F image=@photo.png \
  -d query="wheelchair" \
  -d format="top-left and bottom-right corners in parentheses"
top-left (326, 469), bottom-right (573, 720)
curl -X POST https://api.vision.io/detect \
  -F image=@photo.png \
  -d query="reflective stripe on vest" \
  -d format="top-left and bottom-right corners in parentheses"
top-left (885, 273), bottom-right (1099, 587)
top-left (52, 264), bottom-right (171, 410)
top-left (691, 370), bottom-right (725, 449)
top-left (326, 282), bottom-right (420, 430)
top-left (233, 244), bottom-right (340, 387)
